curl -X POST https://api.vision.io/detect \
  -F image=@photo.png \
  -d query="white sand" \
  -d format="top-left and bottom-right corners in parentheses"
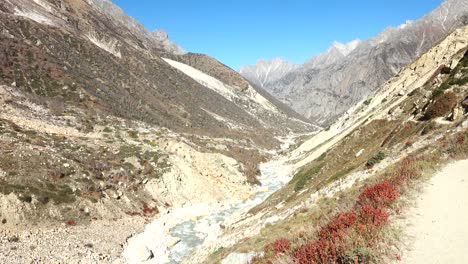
top-left (401, 160), bottom-right (468, 264)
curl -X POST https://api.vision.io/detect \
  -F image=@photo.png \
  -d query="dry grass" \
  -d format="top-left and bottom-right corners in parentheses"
top-left (248, 129), bottom-right (468, 264)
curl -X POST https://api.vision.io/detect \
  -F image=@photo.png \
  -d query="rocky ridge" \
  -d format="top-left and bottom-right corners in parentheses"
top-left (240, 0), bottom-right (468, 125)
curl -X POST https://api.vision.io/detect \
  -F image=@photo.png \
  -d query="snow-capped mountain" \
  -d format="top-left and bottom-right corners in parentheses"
top-left (305, 39), bottom-right (362, 69)
top-left (239, 58), bottom-right (299, 89)
top-left (240, 0), bottom-right (468, 125)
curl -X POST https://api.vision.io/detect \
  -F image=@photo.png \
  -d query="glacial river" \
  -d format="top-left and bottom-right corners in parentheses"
top-left (168, 160), bottom-right (290, 263)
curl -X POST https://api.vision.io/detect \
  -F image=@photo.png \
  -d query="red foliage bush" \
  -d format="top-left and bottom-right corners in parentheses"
top-left (318, 212), bottom-right (357, 241)
top-left (250, 162), bottom-right (413, 264)
top-left (359, 205), bottom-right (389, 228)
top-left (142, 202), bottom-right (159, 215)
top-left (393, 158), bottom-right (420, 185)
top-left (405, 141), bottom-right (413, 148)
top-left (292, 240), bottom-right (335, 264)
top-left (66, 220), bottom-right (77, 226)
top-left (358, 181), bottom-right (399, 207)
top-left (264, 238), bottom-right (291, 255)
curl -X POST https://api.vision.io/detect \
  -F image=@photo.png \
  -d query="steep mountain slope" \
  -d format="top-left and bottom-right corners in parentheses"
top-left (0, 1), bottom-right (318, 262)
top-left (199, 25), bottom-right (468, 264)
top-left (240, 0), bottom-right (468, 125)
top-left (0, 0), bottom-right (315, 182)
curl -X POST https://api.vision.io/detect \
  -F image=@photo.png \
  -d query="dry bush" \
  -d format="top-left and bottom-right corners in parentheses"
top-left (424, 92), bottom-right (457, 120)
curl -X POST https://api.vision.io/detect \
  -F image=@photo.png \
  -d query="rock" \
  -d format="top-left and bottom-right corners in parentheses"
top-left (398, 90), bottom-right (406, 96)
top-left (113, 191), bottom-right (123, 199)
top-left (462, 119), bottom-right (468, 129)
top-left (142, 178), bottom-right (149, 184)
top-left (221, 252), bottom-right (258, 264)
top-left (132, 246), bottom-right (153, 262)
top-left (355, 149), bottom-right (364, 157)
top-left (462, 98), bottom-right (468, 110)
top-left (451, 107), bottom-right (463, 121)
top-left (11, 82), bottom-right (16, 87)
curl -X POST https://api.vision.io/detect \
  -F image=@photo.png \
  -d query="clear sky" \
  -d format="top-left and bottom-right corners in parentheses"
top-left (112, 0), bottom-right (444, 70)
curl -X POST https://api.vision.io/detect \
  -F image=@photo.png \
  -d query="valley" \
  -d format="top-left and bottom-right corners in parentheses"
top-left (1, 0), bottom-right (468, 264)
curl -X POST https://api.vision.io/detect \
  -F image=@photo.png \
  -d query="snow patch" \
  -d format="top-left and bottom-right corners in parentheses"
top-left (163, 58), bottom-right (279, 113)
top-left (332, 39), bottom-right (362, 56)
top-left (398, 20), bottom-right (414, 29)
top-left (86, 33), bottom-right (122, 58)
top-left (163, 58), bottom-right (237, 100)
top-left (32, 0), bottom-right (55, 13)
top-left (14, 8), bottom-right (55, 26)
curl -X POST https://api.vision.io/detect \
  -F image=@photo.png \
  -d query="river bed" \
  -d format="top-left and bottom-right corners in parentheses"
top-left (123, 137), bottom-right (295, 264)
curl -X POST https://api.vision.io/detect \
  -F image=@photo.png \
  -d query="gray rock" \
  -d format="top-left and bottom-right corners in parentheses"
top-left (240, 0), bottom-right (468, 126)
top-left (85, 0), bottom-right (184, 55)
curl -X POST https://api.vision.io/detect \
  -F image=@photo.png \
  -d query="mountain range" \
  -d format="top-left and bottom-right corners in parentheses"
top-left (240, 0), bottom-right (468, 125)
top-left (1, 0), bottom-right (468, 263)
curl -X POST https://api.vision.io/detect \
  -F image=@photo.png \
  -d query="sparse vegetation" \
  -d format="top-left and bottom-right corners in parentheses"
top-left (424, 91), bottom-right (458, 120)
top-left (249, 130), bottom-right (468, 264)
top-left (292, 163), bottom-right (324, 192)
top-left (365, 151), bottom-right (385, 168)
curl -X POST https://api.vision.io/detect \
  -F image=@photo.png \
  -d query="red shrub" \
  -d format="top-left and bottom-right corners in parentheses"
top-left (358, 181), bottom-right (399, 207)
top-left (318, 212), bottom-right (358, 241)
top-left (264, 238), bottom-right (291, 255)
top-left (405, 141), bottom-right (413, 148)
top-left (358, 205), bottom-right (389, 228)
top-left (142, 202), bottom-right (159, 215)
top-left (66, 220), bottom-right (77, 226)
top-left (393, 158), bottom-right (420, 185)
top-left (292, 240), bottom-right (335, 264)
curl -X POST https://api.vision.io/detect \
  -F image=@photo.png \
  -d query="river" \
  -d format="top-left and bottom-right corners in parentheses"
top-left (123, 137), bottom-right (295, 264)
top-left (168, 159), bottom-right (290, 263)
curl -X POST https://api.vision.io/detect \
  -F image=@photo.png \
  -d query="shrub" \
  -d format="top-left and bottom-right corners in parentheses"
top-left (318, 212), bottom-right (358, 241)
top-left (358, 181), bottom-right (399, 207)
top-left (358, 205), bottom-right (389, 228)
top-left (292, 240), bottom-right (334, 264)
top-left (128, 130), bottom-right (138, 139)
top-left (293, 163), bottom-right (324, 192)
top-left (264, 238), bottom-right (291, 256)
top-left (366, 152), bottom-right (385, 168)
top-left (424, 92), bottom-right (457, 120)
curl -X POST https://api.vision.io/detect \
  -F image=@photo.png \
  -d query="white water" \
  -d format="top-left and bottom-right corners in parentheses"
top-left (168, 160), bottom-right (290, 263)
top-left (123, 134), bottom-right (296, 264)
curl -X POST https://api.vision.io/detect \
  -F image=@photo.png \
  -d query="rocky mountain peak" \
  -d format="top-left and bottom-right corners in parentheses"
top-left (240, 0), bottom-right (468, 126)
top-left (238, 58), bottom-right (299, 88)
top-left (331, 39), bottom-right (362, 56)
top-left (86, 0), bottom-right (185, 54)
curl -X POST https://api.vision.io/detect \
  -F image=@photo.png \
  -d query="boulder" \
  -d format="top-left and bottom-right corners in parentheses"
top-left (461, 98), bottom-right (468, 110)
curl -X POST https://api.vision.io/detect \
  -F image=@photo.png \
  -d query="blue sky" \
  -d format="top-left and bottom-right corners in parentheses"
top-left (112, 0), bottom-right (444, 70)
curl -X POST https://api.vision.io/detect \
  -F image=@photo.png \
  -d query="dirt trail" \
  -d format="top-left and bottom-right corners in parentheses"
top-left (401, 160), bottom-right (468, 264)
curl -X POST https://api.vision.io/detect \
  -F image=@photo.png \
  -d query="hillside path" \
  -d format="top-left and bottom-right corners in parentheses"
top-left (401, 159), bottom-right (468, 264)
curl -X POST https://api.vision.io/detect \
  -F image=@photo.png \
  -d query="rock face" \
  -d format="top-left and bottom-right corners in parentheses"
top-left (240, 0), bottom-right (468, 125)
top-left (0, 0), bottom-right (314, 150)
top-left (85, 0), bottom-right (185, 54)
